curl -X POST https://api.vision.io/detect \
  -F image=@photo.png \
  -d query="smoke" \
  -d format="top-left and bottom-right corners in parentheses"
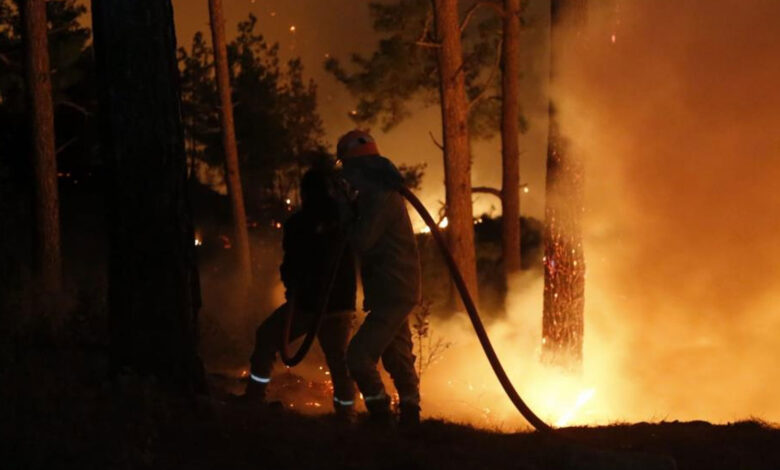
top-left (414, 0), bottom-right (780, 428)
top-left (197, 0), bottom-right (780, 427)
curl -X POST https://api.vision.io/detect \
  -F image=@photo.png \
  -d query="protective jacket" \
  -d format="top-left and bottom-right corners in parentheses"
top-left (340, 155), bottom-right (421, 310)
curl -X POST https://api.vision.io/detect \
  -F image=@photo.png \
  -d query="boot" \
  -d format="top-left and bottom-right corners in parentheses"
top-left (334, 401), bottom-right (357, 424)
top-left (399, 403), bottom-right (420, 428)
top-left (364, 394), bottom-right (394, 426)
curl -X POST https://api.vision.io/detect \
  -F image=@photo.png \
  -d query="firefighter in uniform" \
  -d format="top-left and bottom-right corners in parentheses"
top-left (241, 162), bottom-right (358, 420)
top-left (336, 130), bottom-right (422, 427)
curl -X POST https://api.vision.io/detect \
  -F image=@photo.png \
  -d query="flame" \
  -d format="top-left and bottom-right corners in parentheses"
top-left (556, 388), bottom-right (596, 427)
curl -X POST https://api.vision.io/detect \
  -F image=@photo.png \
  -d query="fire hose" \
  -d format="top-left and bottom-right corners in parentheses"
top-left (279, 186), bottom-right (553, 434)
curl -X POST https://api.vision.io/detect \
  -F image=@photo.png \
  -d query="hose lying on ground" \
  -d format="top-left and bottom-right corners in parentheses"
top-left (279, 185), bottom-right (553, 433)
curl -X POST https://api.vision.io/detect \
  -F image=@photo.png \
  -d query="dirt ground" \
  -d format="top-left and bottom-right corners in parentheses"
top-left (4, 349), bottom-right (779, 470)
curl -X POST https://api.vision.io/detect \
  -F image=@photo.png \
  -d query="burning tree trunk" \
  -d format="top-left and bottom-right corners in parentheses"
top-left (208, 0), bottom-right (253, 290)
top-left (432, 0), bottom-right (479, 306)
top-left (21, 0), bottom-right (62, 293)
top-left (501, 0), bottom-right (523, 282)
top-left (542, 0), bottom-right (587, 368)
top-left (92, 0), bottom-right (205, 391)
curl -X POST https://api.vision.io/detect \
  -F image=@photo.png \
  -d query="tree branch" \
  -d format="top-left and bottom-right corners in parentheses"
top-left (472, 186), bottom-right (503, 199)
top-left (56, 100), bottom-right (92, 116)
top-left (55, 136), bottom-right (78, 155)
top-left (468, 39), bottom-right (503, 112)
top-left (461, 1), bottom-right (504, 33)
top-left (416, 10), bottom-right (440, 48)
top-left (428, 130), bottom-right (444, 151)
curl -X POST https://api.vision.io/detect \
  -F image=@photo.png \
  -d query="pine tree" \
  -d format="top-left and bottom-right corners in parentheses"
top-left (432, 0), bottom-right (479, 305)
top-left (541, 0), bottom-right (587, 369)
top-left (327, 1), bottom-right (533, 304)
top-left (178, 15), bottom-right (326, 221)
top-left (91, 0), bottom-right (205, 391)
top-left (20, 0), bottom-right (62, 292)
top-left (501, 0), bottom-right (522, 281)
top-left (208, 0), bottom-right (252, 289)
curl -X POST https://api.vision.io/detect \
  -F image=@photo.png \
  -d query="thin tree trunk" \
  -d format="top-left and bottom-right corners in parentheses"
top-left (208, 0), bottom-right (253, 289)
top-left (542, 0), bottom-right (587, 369)
top-left (432, 0), bottom-right (479, 307)
top-left (501, 0), bottom-right (522, 281)
top-left (92, 0), bottom-right (205, 392)
top-left (21, 0), bottom-right (62, 293)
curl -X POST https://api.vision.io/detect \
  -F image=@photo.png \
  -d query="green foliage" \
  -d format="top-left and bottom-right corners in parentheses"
top-left (178, 14), bottom-right (326, 220)
top-left (325, 1), bottom-right (525, 140)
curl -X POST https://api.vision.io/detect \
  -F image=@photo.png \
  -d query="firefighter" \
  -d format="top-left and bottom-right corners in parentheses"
top-left (336, 130), bottom-right (422, 427)
top-left (240, 160), bottom-right (358, 420)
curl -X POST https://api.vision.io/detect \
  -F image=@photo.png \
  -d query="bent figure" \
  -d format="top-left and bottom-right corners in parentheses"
top-left (243, 164), bottom-right (358, 418)
top-left (336, 130), bottom-right (422, 427)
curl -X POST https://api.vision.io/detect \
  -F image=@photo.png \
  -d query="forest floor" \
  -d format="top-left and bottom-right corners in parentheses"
top-left (3, 347), bottom-right (780, 470)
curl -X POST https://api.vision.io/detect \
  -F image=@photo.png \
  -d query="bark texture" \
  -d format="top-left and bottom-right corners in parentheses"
top-left (501, 0), bottom-right (522, 281)
top-left (91, 0), bottom-right (205, 391)
top-left (542, 0), bottom-right (587, 369)
top-left (208, 0), bottom-right (253, 288)
top-left (433, 0), bottom-right (479, 306)
top-left (21, 0), bottom-right (62, 292)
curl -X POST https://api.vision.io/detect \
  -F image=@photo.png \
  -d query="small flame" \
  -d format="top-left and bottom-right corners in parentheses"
top-left (555, 388), bottom-right (596, 427)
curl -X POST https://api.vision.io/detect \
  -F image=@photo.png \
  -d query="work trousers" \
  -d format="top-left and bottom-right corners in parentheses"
top-left (249, 303), bottom-right (356, 405)
top-left (346, 301), bottom-right (420, 406)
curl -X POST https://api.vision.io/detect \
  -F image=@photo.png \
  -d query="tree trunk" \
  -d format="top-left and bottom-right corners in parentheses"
top-left (432, 0), bottom-right (479, 307)
top-left (208, 0), bottom-right (253, 290)
top-left (501, 0), bottom-right (522, 282)
top-left (21, 0), bottom-right (62, 293)
top-left (542, 0), bottom-right (587, 369)
top-left (91, 0), bottom-right (205, 392)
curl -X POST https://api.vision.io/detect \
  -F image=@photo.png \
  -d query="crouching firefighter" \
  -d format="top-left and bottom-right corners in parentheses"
top-left (336, 130), bottom-right (422, 427)
top-left (239, 162), bottom-right (358, 420)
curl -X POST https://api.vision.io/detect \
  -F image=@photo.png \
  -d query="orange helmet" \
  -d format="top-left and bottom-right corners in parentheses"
top-left (336, 129), bottom-right (380, 159)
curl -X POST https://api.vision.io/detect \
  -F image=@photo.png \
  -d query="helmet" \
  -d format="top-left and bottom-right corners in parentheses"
top-left (336, 129), bottom-right (380, 159)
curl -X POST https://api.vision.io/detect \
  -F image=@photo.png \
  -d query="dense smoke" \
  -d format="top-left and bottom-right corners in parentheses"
top-left (196, 0), bottom-right (780, 427)
top-left (414, 0), bottom-right (780, 428)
